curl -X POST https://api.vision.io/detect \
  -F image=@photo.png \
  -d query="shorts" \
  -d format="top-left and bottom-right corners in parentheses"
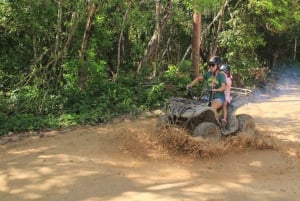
top-left (212, 97), bottom-right (225, 104)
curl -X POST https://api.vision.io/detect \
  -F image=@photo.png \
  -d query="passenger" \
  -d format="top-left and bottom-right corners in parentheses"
top-left (187, 56), bottom-right (226, 121)
top-left (219, 64), bottom-right (232, 125)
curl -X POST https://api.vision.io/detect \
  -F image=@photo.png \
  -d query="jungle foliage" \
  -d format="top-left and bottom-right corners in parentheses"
top-left (0, 0), bottom-right (299, 134)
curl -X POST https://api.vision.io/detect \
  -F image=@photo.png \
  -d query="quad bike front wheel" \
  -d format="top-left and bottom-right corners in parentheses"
top-left (192, 122), bottom-right (222, 141)
top-left (236, 114), bottom-right (255, 136)
top-left (156, 115), bottom-right (169, 129)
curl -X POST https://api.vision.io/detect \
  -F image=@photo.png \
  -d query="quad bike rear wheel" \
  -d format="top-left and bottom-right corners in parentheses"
top-left (236, 114), bottom-right (255, 136)
top-left (192, 122), bottom-right (222, 141)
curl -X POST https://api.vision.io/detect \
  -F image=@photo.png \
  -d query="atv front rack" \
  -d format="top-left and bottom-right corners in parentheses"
top-left (164, 97), bottom-right (217, 129)
top-left (165, 97), bottom-right (207, 118)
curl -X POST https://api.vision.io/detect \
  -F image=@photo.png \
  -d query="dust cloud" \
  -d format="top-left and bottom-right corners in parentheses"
top-left (250, 66), bottom-right (300, 103)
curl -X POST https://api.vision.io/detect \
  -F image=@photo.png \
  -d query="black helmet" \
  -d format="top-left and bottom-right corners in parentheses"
top-left (220, 64), bottom-right (231, 74)
top-left (208, 56), bottom-right (221, 65)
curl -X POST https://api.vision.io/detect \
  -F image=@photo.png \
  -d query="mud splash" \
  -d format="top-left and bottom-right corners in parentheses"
top-left (116, 121), bottom-right (275, 160)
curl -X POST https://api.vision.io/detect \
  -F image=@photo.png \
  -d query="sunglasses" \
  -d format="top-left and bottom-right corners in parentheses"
top-left (209, 64), bottom-right (216, 67)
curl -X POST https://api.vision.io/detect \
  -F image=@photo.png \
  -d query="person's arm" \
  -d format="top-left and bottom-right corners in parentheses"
top-left (187, 75), bottom-right (203, 88)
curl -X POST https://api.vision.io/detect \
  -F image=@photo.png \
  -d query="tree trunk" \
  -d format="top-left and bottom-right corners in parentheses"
top-left (181, 44), bottom-right (191, 63)
top-left (152, 0), bottom-right (161, 78)
top-left (137, 0), bottom-right (172, 74)
top-left (52, 0), bottom-right (62, 89)
top-left (211, 0), bottom-right (228, 55)
top-left (29, 5), bottom-right (81, 89)
top-left (116, 5), bottom-right (131, 82)
top-left (79, 2), bottom-right (98, 89)
top-left (63, 11), bottom-right (81, 62)
top-left (40, 0), bottom-right (63, 89)
top-left (192, 12), bottom-right (201, 78)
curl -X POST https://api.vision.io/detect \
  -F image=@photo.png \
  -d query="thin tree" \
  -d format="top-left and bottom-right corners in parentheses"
top-left (137, 0), bottom-right (172, 75)
top-left (79, 1), bottom-right (98, 89)
top-left (192, 12), bottom-right (201, 78)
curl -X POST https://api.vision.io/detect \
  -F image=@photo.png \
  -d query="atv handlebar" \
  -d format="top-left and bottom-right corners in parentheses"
top-left (187, 87), bottom-right (198, 100)
top-left (186, 87), bottom-right (211, 105)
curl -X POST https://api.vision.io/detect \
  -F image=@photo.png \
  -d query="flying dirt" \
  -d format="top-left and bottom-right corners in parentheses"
top-left (1, 65), bottom-right (300, 201)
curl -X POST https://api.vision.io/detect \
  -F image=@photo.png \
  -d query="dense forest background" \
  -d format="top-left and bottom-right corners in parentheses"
top-left (0, 0), bottom-right (299, 134)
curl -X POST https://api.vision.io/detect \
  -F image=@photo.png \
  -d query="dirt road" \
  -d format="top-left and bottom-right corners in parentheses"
top-left (1, 66), bottom-right (300, 201)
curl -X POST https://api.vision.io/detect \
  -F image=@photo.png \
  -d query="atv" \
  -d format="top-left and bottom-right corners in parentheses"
top-left (157, 87), bottom-right (255, 141)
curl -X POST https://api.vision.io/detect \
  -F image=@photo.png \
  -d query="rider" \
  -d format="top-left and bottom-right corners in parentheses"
top-left (187, 56), bottom-right (226, 121)
top-left (219, 64), bottom-right (232, 124)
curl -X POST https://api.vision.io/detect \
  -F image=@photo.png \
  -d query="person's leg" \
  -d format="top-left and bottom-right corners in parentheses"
top-left (210, 99), bottom-right (223, 120)
top-left (222, 101), bottom-right (228, 122)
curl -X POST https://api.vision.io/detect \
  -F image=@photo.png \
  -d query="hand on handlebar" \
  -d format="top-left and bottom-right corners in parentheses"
top-left (207, 89), bottom-right (218, 93)
top-left (186, 85), bottom-right (192, 90)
